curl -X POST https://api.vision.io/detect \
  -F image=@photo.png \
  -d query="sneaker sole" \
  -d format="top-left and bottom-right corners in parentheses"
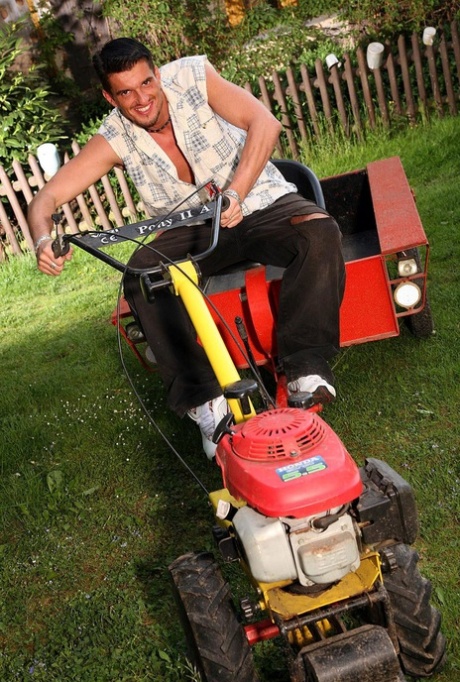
top-left (311, 385), bottom-right (336, 405)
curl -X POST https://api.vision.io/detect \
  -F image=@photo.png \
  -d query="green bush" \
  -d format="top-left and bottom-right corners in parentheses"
top-left (100, 0), bottom-right (459, 86)
top-left (0, 20), bottom-right (67, 166)
top-left (101, 0), bottom-right (232, 67)
top-left (100, 0), bottom-right (343, 89)
top-left (339, 0), bottom-right (460, 39)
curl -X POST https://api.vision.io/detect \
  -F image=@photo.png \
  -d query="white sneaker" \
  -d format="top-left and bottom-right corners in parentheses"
top-left (287, 374), bottom-right (336, 404)
top-left (187, 395), bottom-right (229, 460)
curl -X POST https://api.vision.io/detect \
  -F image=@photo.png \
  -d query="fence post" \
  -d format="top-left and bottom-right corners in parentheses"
top-left (299, 64), bottom-right (321, 139)
top-left (440, 33), bottom-right (457, 115)
top-left (272, 70), bottom-right (299, 158)
top-left (385, 49), bottom-right (403, 115)
top-left (398, 34), bottom-right (417, 122)
top-left (452, 21), bottom-right (460, 85)
top-left (373, 63), bottom-right (390, 127)
top-left (356, 47), bottom-right (376, 129)
top-left (411, 33), bottom-right (429, 117)
top-left (11, 160), bottom-right (35, 251)
top-left (343, 53), bottom-right (363, 140)
top-left (286, 66), bottom-right (309, 147)
top-left (315, 58), bottom-right (334, 133)
top-left (328, 62), bottom-right (348, 135)
top-left (426, 43), bottom-right (444, 116)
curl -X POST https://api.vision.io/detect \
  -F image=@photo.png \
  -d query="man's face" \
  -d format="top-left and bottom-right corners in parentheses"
top-left (103, 59), bottom-right (166, 130)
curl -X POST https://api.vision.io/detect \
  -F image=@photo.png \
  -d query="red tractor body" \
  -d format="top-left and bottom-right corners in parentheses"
top-left (203, 156), bottom-right (431, 377)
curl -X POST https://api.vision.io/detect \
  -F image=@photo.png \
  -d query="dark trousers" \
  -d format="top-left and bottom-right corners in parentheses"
top-left (123, 193), bottom-right (345, 416)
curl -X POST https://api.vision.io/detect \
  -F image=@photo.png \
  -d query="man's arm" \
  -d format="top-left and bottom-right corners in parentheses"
top-left (204, 62), bottom-right (282, 226)
top-left (28, 134), bottom-right (122, 276)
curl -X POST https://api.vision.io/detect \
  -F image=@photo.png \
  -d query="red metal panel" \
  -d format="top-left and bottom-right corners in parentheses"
top-left (340, 256), bottom-right (399, 346)
top-left (206, 288), bottom-right (270, 368)
top-left (366, 156), bottom-right (428, 254)
top-left (110, 297), bottom-right (154, 370)
top-left (245, 266), bottom-right (277, 355)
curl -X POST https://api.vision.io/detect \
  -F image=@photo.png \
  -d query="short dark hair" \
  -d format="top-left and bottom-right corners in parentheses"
top-left (92, 38), bottom-right (155, 92)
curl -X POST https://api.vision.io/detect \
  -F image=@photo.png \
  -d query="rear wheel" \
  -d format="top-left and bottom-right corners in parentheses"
top-left (383, 543), bottom-right (446, 677)
top-left (404, 297), bottom-right (434, 338)
top-left (169, 551), bottom-right (259, 682)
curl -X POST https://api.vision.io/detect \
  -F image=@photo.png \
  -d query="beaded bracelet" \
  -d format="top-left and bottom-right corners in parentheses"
top-left (34, 234), bottom-right (53, 254)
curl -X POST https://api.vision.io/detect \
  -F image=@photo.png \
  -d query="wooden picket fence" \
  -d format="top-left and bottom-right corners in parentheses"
top-left (252, 20), bottom-right (460, 159)
top-left (1, 21), bottom-right (459, 260)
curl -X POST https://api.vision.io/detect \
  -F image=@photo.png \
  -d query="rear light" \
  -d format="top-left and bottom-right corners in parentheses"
top-left (397, 258), bottom-right (418, 277)
top-left (393, 281), bottom-right (422, 308)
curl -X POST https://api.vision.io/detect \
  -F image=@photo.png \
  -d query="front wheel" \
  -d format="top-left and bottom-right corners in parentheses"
top-left (383, 543), bottom-right (446, 677)
top-left (169, 551), bottom-right (259, 682)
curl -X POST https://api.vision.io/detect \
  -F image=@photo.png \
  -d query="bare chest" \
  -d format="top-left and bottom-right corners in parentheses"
top-left (150, 128), bottom-right (195, 185)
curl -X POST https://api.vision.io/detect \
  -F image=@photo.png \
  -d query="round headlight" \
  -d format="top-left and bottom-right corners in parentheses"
top-left (397, 258), bottom-right (418, 276)
top-left (394, 281), bottom-right (422, 308)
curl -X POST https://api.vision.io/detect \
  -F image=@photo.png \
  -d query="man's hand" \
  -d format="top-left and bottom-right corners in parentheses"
top-left (36, 240), bottom-right (73, 276)
top-left (220, 193), bottom-right (243, 229)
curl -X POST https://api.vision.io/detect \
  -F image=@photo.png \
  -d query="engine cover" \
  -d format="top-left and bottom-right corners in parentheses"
top-left (216, 408), bottom-right (363, 518)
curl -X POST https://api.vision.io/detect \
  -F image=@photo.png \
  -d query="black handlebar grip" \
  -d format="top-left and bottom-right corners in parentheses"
top-left (52, 235), bottom-right (70, 258)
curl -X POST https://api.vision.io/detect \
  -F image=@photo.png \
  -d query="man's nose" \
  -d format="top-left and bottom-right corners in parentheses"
top-left (136, 90), bottom-right (150, 105)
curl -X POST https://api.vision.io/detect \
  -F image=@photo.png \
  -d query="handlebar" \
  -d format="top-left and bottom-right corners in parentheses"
top-left (57, 193), bottom-right (229, 281)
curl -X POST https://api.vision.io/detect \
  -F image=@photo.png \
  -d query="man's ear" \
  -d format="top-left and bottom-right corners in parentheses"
top-left (102, 89), bottom-right (116, 107)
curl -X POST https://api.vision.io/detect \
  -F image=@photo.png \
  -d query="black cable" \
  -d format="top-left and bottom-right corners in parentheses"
top-left (114, 277), bottom-right (210, 496)
top-left (68, 189), bottom-right (274, 488)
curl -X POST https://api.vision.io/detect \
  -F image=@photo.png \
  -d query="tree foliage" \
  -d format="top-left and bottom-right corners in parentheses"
top-left (339, 0), bottom-right (459, 39)
top-left (101, 0), bottom-right (233, 67)
top-left (100, 0), bottom-right (459, 88)
top-left (1, 0), bottom-right (458, 162)
top-left (0, 21), bottom-right (66, 166)
top-left (101, 0), bottom-right (343, 87)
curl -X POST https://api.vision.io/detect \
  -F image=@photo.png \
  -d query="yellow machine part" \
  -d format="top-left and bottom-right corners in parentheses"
top-left (260, 551), bottom-right (382, 620)
top-left (209, 488), bottom-right (383, 647)
top-left (209, 488), bottom-right (246, 527)
top-left (169, 261), bottom-right (255, 423)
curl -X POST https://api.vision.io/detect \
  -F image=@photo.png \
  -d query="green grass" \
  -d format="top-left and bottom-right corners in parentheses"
top-left (1, 115), bottom-right (460, 680)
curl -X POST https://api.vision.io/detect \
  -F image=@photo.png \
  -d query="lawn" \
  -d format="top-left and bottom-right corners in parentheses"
top-left (1, 115), bottom-right (459, 681)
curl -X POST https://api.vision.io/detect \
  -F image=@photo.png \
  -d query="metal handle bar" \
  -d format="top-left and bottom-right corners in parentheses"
top-left (62, 193), bottom-right (229, 278)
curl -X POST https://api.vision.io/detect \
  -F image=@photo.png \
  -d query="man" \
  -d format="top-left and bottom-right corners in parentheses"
top-left (28, 38), bottom-right (345, 459)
